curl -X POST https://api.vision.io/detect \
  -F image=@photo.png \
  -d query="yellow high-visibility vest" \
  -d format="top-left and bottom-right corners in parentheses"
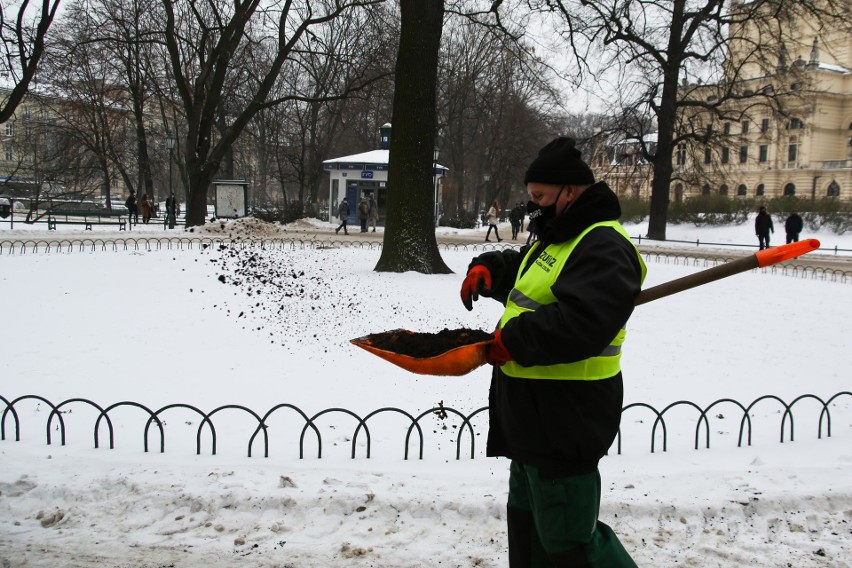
top-left (498, 221), bottom-right (646, 380)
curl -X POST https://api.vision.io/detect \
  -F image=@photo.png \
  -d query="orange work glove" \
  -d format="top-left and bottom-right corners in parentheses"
top-left (460, 265), bottom-right (493, 311)
top-left (486, 329), bottom-right (512, 365)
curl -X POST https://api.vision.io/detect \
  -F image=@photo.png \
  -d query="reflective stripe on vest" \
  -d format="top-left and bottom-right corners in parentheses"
top-left (498, 220), bottom-right (647, 381)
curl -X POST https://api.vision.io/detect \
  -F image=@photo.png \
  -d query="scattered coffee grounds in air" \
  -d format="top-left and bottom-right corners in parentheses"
top-left (366, 328), bottom-right (493, 358)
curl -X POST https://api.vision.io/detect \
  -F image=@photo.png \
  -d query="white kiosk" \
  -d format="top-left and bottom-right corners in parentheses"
top-left (322, 124), bottom-right (446, 226)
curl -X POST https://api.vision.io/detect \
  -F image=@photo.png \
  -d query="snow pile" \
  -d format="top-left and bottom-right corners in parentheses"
top-left (191, 217), bottom-right (290, 238)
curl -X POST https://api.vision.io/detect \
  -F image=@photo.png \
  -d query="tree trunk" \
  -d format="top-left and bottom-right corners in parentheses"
top-left (648, 73), bottom-right (677, 241)
top-left (374, 0), bottom-right (451, 274)
top-left (646, 0), bottom-right (687, 241)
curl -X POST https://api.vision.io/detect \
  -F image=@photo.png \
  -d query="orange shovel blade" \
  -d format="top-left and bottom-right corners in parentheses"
top-left (754, 239), bottom-right (820, 268)
top-left (350, 330), bottom-right (492, 376)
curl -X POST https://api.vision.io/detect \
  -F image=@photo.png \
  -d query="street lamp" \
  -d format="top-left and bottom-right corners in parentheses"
top-left (433, 147), bottom-right (440, 227)
top-left (165, 132), bottom-right (176, 228)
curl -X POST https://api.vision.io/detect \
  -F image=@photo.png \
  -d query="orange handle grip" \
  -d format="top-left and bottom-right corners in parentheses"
top-left (754, 239), bottom-right (820, 267)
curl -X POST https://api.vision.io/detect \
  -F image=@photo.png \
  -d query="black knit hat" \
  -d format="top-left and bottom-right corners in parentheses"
top-left (523, 136), bottom-right (595, 186)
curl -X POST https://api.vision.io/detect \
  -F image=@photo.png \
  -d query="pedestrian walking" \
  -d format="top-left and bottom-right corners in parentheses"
top-left (139, 194), bottom-right (153, 224)
top-left (485, 200), bottom-right (502, 242)
top-left (358, 198), bottom-right (370, 233)
top-left (335, 198), bottom-right (350, 235)
top-left (125, 191), bottom-right (138, 224)
top-left (785, 211), bottom-right (803, 243)
top-left (368, 196), bottom-right (379, 232)
top-left (755, 206), bottom-right (774, 250)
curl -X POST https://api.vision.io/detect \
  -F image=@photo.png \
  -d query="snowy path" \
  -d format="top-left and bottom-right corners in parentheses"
top-left (2, 437), bottom-right (850, 567)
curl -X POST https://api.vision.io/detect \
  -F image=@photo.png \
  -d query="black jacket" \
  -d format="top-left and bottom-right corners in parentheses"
top-left (469, 181), bottom-right (643, 476)
top-left (785, 214), bottom-right (803, 235)
top-left (755, 211), bottom-right (774, 235)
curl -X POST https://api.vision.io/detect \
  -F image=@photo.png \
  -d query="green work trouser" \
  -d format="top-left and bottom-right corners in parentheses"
top-left (506, 460), bottom-right (637, 567)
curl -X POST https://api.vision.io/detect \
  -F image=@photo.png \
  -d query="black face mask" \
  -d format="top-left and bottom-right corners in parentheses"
top-left (527, 186), bottom-right (567, 231)
top-left (536, 202), bottom-right (558, 227)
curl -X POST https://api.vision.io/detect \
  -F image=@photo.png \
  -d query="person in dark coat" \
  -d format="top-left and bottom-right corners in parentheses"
top-left (755, 206), bottom-right (774, 250)
top-left (459, 137), bottom-right (644, 567)
top-left (357, 198), bottom-right (370, 232)
top-left (125, 191), bottom-right (138, 224)
top-left (785, 211), bottom-right (803, 243)
top-left (165, 193), bottom-right (177, 229)
top-left (524, 200), bottom-right (540, 245)
top-left (509, 202), bottom-right (524, 240)
top-left (335, 198), bottom-right (350, 235)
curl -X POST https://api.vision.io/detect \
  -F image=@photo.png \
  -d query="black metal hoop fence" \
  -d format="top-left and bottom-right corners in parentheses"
top-left (2, 392), bottom-right (850, 461)
top-left (1, 236), bottom-right (850, 282)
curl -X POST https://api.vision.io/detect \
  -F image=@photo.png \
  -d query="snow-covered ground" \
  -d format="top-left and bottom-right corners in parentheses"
top-left (0, 217), bottom-right (850, 567)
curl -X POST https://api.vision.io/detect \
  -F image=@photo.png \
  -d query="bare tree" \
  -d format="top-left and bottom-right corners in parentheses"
top-left (39, 3), bottom-right (139, 207)
top-left (243, 4), bottom-right (394, 209)
top-left (435, 11), bottom-right (561, 222)
top-left (91, 0), bottom-right (162, 204)
top-left (159, 0), bottom-right (384, 227)
top-left (531, 0), bottom-right (850, 239)
top-left (0, 0), bottom-right (61, 122)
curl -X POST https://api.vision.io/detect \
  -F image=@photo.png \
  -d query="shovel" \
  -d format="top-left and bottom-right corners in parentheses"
top-left (351, 239), bottom-right (821, 375)
top-left (350, 328), bottom-right (494, 376)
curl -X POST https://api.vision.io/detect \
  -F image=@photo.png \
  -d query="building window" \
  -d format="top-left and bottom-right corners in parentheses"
top-left (783, 183), bottom-right (796, 196)
top-left (704, 147), bottom-right (712, 164)
top-left (756, 183), bottom-right (765, 196)
top-left (702, 184), bottom-right (711, 195)
top-left (4, 123), bottom-right (12, 137)
top-left (4, 146), bottom-right (11, 161)
top-left (787, 139), bottom-right (798, 163)
top-left (719, 184), bottom-right (729, 196)
top-left (721, 147), bottom-right (730, 164)
top-left (723, 122), bottom-right (731, 135)
top-left (759, 145), bottom-right (768, 163)
top-left (739, 146), bottom-right (748, 163)
top-left (674, 183), bottom-right (683, 203)
top-left (23, 107), bottom-right (32, 120)
top-left (741, 121), bottom-right (749, 134)
top-left (737, 184), bottom-right (747, 196)
top-left (787, 118), bottom-right (803, 130)
top-left (761, 118), bottom-right (770, 133)
top-left (827, 180), bottom-right (840, 197)
top-left (676, 144), bottom-right (686, 166)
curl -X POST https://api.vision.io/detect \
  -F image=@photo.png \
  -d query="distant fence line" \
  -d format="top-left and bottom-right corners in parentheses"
top-left (2, 392), bottom-right (850, 461)
top-left (634, 235), bottom-right (852, 256)
top-left (1, 236), bottom-right (849, 282)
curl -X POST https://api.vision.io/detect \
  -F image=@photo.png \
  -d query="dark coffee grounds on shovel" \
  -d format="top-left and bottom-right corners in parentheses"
top-left (366, 328), bottom-right (493, 358)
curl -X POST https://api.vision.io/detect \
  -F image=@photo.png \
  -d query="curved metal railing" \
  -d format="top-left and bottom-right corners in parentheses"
top-left (3, 392), bottom-right (850, 460)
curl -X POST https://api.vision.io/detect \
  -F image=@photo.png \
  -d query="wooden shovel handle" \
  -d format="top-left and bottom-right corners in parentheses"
top-left (634, 239), bottom-right (820, 306)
